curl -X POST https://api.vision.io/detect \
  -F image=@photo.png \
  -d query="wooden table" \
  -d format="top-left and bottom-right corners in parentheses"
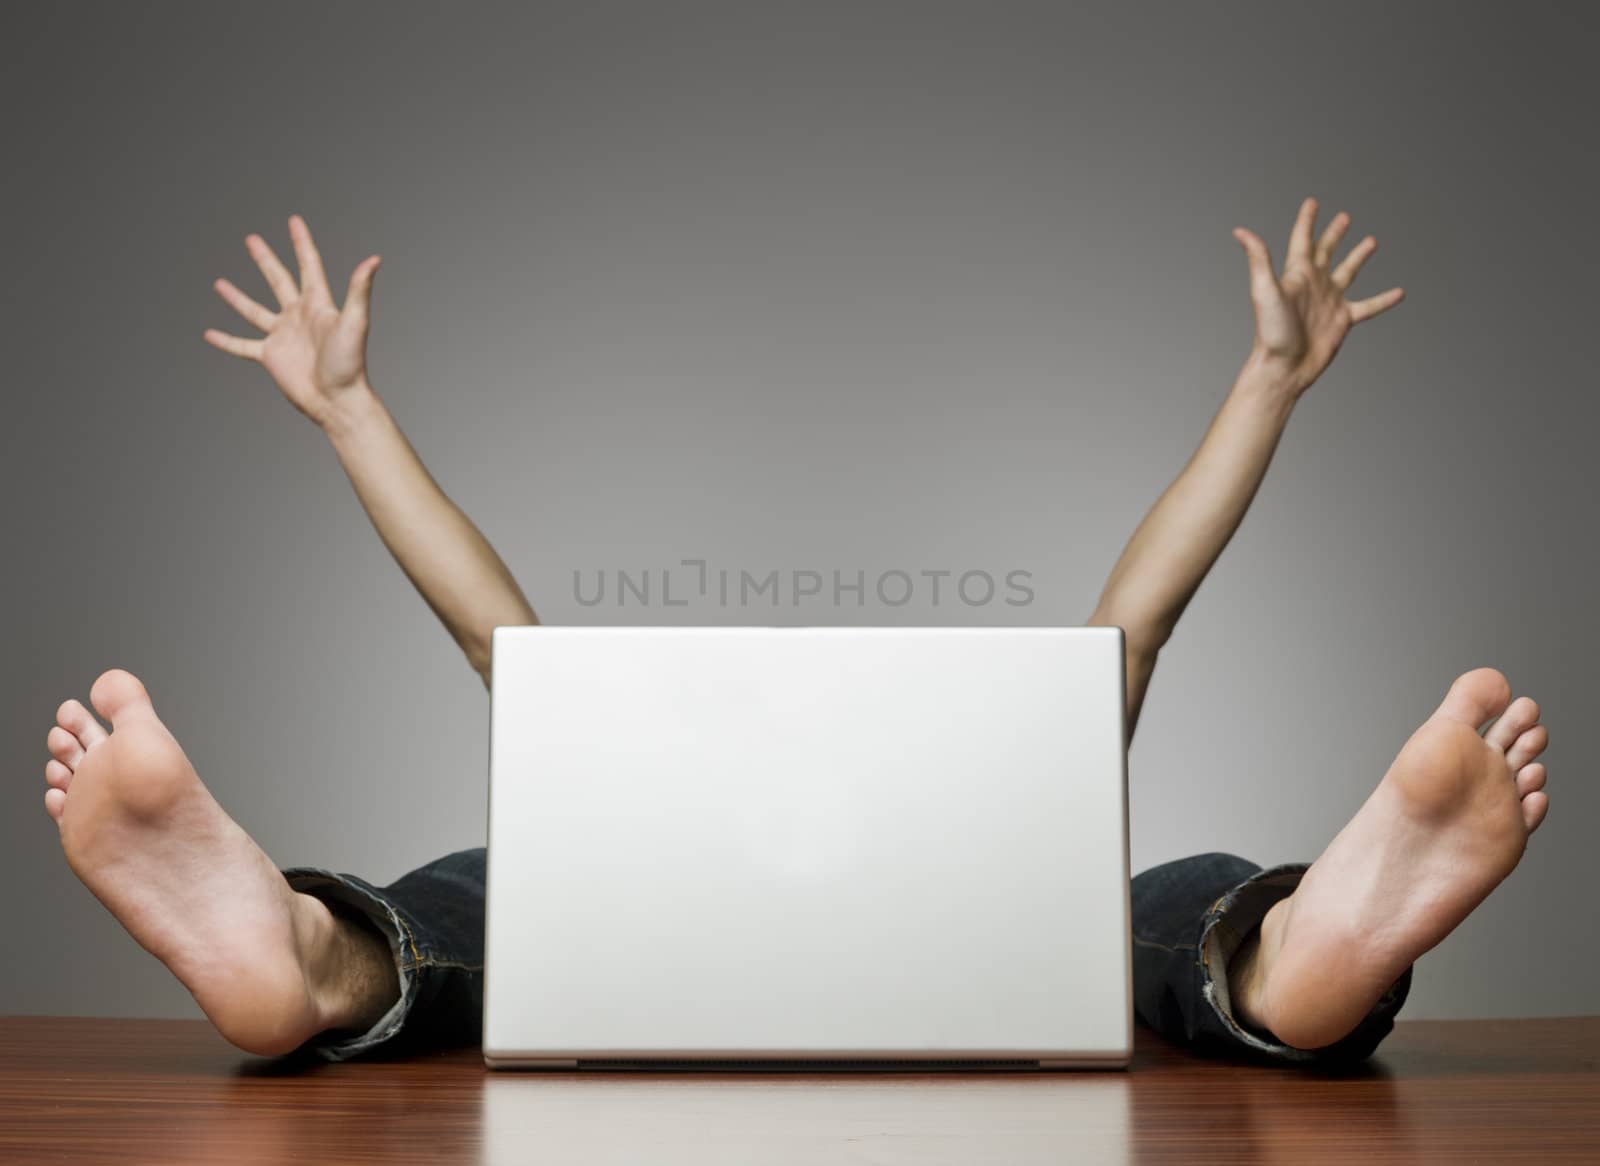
top-left (2, 1015), bottom-right (1596, 1163)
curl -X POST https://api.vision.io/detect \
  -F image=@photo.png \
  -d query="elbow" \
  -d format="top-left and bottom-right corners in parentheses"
top-left (463, 636), bottom-right (494, 685)
top-left (465, 611), bottom-right (538, 686)
top-left (1088, 607), bottom-right (1165, 667)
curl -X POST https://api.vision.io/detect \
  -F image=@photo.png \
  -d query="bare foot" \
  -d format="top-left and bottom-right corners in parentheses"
top-left (1231, 666), bottom-right (1550, 1050)
top-left (43, 669), bottom-right (398, 1056)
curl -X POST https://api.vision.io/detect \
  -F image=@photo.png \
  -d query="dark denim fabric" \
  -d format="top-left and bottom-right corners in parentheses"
top-left (283, 848), bottom-right (1411, 1064)
top-left (280, 848), bottom-right (487, 1060)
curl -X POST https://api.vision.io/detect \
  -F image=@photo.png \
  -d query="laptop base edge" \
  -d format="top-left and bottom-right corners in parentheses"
top-left (484, 1053), bottom-right (1131, 1072)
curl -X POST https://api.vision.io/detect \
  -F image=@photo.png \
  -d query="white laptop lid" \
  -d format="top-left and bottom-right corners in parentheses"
top-left (483, 626), bottom-right (1131, 1067)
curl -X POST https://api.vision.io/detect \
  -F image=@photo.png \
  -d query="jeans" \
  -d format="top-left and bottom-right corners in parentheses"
top-left (280, 848), bottom-right (1412, 1064)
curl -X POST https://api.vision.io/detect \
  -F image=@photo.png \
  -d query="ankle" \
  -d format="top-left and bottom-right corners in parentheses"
top-left (291, 892), bottom-right (401, 1034)
top-left (1228, 896), bottom-right (1289, 1034)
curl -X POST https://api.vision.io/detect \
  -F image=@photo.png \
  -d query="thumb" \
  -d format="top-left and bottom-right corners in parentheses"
top-left (1231, 227), bottom-right (1280, 310)
top-left (341, 254), bottom-right (381, 329)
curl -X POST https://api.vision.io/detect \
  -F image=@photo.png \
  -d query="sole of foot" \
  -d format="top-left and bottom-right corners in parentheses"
top-left (44, 668), bottom-right (379, 1056)
top-left (1240, 666), bottom-right (1549, 1050)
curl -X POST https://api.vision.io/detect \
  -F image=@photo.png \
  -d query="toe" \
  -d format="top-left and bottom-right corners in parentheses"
top-left (44, 788), bottom-right (66, 822)
top-left (1505, 724), bottom-right (1549, 772)
top-left (47, 726), bottom-right (84, 769)
top-left (56, 699), bottom-right (108, 749)
top-left (89, 668), bottom-right (153, 725)
top-left (1521, 790), bottom-right (1549, 834)
top-left (1436, 667), bottom-right (1512, 729)
top-left (1516, 762), bottom-right (1547, 798)
top-left (45, 760), bottom-right (73, 791)
top-left (1484, 696), bottom-right (1539, 751)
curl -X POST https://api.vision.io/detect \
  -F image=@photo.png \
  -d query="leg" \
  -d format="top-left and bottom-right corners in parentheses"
top-left (280, 847), bottom-right (487, 1060)
top-left (42, 668), bottom-right (410, 1056)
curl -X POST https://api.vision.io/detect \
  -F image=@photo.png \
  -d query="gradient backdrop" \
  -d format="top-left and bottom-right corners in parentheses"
top-left (2, 1), bottom-right (1595, 1022)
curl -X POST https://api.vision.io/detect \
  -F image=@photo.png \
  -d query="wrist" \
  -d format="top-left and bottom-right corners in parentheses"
top-left (1233, 349), bottom-right (1304, 417)
top-left (320, 380), bottom-right (388, 444)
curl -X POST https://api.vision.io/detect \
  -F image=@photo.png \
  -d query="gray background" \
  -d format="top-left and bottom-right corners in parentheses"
top-left (2, 0), bottom-right (1595, 1022)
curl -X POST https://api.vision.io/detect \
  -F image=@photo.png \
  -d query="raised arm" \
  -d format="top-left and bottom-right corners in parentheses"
top-left (204, 215), bottom-right (536, 687)
top-left (1090, 196), bottom-right (1404, 738)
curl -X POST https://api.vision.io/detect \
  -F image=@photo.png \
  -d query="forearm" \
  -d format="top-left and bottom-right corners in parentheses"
top-left (322, 381), bottom-right (537, 684)
top-left (1091, 349), bottom-right (1299, 727)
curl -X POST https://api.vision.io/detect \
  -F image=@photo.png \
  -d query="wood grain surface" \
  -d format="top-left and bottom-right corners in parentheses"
top-left (1, 1015), bottom-right (1596, 1164)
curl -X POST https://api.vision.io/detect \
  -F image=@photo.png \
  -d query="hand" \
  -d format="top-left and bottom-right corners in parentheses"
top-left (204, 214), bottom-right (382, 428)
top-left (1232, 197), bottom-right (1404, 397)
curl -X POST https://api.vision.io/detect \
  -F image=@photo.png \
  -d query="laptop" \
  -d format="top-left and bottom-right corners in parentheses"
top-left (483, 626), bottom-right (1131, 1069)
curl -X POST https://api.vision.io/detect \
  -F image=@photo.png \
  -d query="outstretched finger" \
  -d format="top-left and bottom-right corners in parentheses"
top-left (1314, 211), bottom-right (1350, 268)
top-left (1348, 286), bottom-right (1405, 324)
top-left (1285, 196), bottom-right (1319, 270)
top-left (289, 214), bottom-right (334, 307)
top-left (212, 277), bottom-right (277, 332)
top-left (202, 328), bottom-right (265, 361)
top-left (246, 233), bottom-right (299, 308)
top-left (1330, 236), bottom-right (1378, 290)
top-left (340, 254), bottom-right (382, 330)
